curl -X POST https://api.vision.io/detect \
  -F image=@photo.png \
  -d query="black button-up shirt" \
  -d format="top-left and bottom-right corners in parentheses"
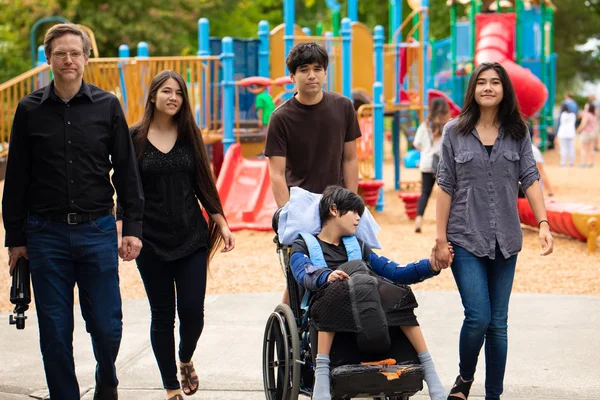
top-left (437, 118), bottom-right (540, 259)
top-left (2, 81), bottom-right (144, 247)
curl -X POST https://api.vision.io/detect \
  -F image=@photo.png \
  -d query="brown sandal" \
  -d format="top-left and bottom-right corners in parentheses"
top-left (180, 362), bottom-right (199, 396)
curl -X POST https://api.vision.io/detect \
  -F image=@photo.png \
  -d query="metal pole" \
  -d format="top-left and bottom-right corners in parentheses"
top-left (422, 0), bottom-right (430, 120)
top-left (118, 44), bottom-right (129, 115)
top-left (258, 20), bottom-right (270, 78)
top-left (198, 18), bottom-right (211, 129)
top-left (325, 31), bottom-right (334, 91)
top-left (546, 6), bottom-right (555, 142)
top-left (516, 0), bottom-right (522, 64)
top-left (284, 0), bottom-right (295, 74)
top-left (348, 0), bottom-right (358, 22)
top-left (394, 0), bottom-right (403, 106)
top-left (374, 26), bottom-right (385, 212)
top-left (451, 4), bottom-right (458, 104)
top-left (197, 18), bottom-right (210, 56)
top-left (341, 18), bottom-right (352, 100)
top-left (136, 42), bottom-right (149, 58)
top-left (374, 82), bottom-right (385, 212)
top-left (470, 0), bottom-right (476, 61)
top-left (221, 37), bottom-right (235, 155)
top-left (539, 3), bottom-right (547, 151)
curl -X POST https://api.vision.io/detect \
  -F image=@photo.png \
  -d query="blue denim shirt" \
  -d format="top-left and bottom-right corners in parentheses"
top-left (436, 119), bottom-right (540, 259)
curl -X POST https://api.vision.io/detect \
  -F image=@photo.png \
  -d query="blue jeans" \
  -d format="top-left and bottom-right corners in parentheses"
top-left (451, 244), bottom-right (517, 400)
top-left (26, 214), bottom-right (122, 400)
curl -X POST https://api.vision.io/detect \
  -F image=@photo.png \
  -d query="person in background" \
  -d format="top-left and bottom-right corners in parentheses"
top-left (248, 83), bottom-right (275, 133)
top-left (412, 97), bottom-right (450, 233)
top-left (576, 102), bottom-right (597, 168)
top-left (556, 104), bottom-right (577, 167)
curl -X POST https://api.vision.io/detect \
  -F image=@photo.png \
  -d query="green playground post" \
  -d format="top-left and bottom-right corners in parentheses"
top-left (316, 23), bottom-right (323, 36)
top-left (539, 2), bottom-right (547, 151)
top-left (496, 0), bottom-right (501, 11)
top-left (412, 13), bottom-right (419, 39)
top-left (451, 3), bottom-right (458, 104)
top-left (332, 9), bottom-right (340, 36)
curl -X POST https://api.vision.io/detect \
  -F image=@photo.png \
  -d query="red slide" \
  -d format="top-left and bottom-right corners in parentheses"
top-left (474, 13), bottom-right (547, 118)
top-left (215, 143), bottom-right (277, 231)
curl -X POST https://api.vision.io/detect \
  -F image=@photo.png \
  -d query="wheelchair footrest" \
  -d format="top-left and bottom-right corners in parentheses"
top-left (331, 363), bottom-right (424, 399)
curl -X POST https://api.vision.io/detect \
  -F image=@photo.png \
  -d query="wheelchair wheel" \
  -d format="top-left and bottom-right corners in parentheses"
top-left (263, 304), bottom-right (301, 400)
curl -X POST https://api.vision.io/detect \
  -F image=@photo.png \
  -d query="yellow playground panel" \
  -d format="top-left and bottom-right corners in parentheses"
top-left (0, 56), bottom-right (224, 156)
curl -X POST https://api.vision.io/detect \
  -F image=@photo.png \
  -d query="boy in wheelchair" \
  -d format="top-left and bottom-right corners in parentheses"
top-left (290, 186), bottom-right (451, 400)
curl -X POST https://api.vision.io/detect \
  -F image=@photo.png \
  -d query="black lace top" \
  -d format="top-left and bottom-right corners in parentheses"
top-left (136, 139), bottom-right (210, 261)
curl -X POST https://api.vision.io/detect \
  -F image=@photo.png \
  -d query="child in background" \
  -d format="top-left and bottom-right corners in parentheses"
top-left (248, 84), bottom-right (275, 133)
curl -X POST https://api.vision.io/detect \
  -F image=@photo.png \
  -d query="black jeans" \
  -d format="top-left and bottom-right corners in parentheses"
top-left (136, 246), bottom-right (208, 390)
top-left (417, 172), bottom-right (436, 216)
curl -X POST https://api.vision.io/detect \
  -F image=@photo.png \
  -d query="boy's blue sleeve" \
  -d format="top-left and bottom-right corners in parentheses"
top-left (368, 252), bottom-right (438, 284)
top-left (290, 251), bottom-right (333, 291)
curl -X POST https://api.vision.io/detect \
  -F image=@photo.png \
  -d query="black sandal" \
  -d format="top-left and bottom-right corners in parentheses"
top-left (447, 375), bottom-right (473, 400)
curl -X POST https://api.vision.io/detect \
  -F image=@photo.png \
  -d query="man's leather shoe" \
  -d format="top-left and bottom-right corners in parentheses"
top-left (93, 386), bottom-right (118, 400)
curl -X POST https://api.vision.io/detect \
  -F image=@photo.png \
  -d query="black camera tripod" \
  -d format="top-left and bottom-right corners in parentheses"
top-left (9, 257), bottom-right (31, 330)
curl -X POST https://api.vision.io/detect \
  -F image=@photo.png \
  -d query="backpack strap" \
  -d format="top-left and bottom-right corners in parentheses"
top-left (342, 235), bottom-right (362, 261)
top-left (298, 232), bottom-right (327, 267)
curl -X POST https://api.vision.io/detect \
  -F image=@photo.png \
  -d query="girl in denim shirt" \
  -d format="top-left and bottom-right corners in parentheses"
top-left (433, 62), bottom-right (554, 400)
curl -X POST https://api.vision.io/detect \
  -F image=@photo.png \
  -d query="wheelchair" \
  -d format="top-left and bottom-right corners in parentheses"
top-left (262, 212), bottom-right (425, 400)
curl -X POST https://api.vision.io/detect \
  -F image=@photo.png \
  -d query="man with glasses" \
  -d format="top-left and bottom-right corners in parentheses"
top-left (2, 23), bottom-right (144, 400)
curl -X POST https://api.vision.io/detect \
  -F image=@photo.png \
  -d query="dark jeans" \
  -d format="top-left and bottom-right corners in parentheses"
top-left (417, 172), bottom-right (436, 216)
top-left (136, 246), bottom-right (208, 390)
top-left (451, 244), bottom-right (517, 400)
top-left (26, 214), bottom-right (122, 400)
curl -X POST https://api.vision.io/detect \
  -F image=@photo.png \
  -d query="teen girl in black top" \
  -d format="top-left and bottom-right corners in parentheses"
top-left (117, 70), bottom-right (234, 400)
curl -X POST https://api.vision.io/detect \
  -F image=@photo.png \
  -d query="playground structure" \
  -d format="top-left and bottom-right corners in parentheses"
top-left (435, 0), bottom-right (557, 148)
top-left (518, 198), bottom-right (599, 253)
top-left (2, 0), bottom-right (598, 251)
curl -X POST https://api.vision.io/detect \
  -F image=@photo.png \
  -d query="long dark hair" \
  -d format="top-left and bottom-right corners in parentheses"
top-left (427, 97), bottom-right (449, 138)
top-left (455, 62), bottom-right (527, 140)
top-left (131, 70), bottom-right (225, 263)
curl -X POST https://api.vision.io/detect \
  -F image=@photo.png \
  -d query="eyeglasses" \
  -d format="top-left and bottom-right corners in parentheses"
top-left (52, 51), bottom-right (84, 59)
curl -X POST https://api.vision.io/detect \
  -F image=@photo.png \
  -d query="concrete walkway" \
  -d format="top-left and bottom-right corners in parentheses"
top-left (0, 291), bottom-right (599, 400)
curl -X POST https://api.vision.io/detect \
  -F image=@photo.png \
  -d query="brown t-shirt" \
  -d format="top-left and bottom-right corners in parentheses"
top-left (264, 91), bottom-right (362, 194)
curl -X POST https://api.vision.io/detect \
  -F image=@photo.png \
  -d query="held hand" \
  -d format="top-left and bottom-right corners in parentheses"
top-left (432, 239), bottom-right (453, 271)
top-left (8, 246), bottom-right (28, 276)
top-left (120, 236), bottom-right (143, 261)
top-left (327, 270), bottom-right (350, 282)
top-left (220, 226), bottom-right (235, 252)
top-left (539, 226), bottom-right (554, 256)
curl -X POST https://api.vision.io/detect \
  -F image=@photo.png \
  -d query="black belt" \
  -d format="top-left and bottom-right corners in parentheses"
top-left (31, 209), bottom-right (113, 225)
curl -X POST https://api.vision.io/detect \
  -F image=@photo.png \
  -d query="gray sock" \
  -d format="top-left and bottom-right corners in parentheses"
top-left (313, 353), bottom-right (331, 400)
top-left (418, 350), bottom-right (446, 400)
